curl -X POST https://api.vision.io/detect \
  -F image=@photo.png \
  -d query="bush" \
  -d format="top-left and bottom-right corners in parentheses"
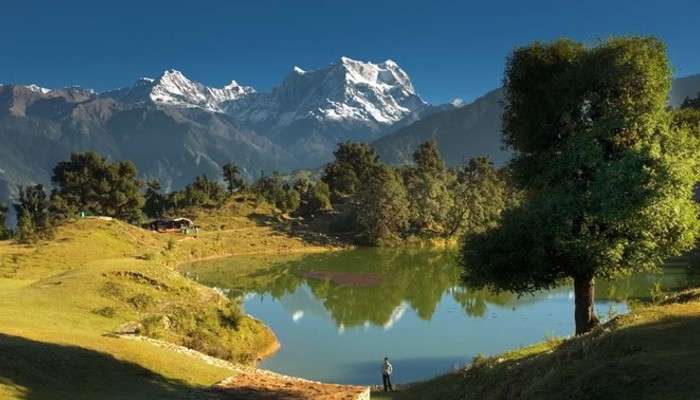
top-left (99, 281), bottom-right (127, 300)
top-left (141, 315), bottom-right (167, 338)
top-left (128, 293), bottom-right (154, 310)
top-left (92, 307), bottom-right (116, 318)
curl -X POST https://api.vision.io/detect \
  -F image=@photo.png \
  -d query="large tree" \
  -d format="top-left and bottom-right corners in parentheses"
top-left (50, 152), bottom-right (144, 223)
top-left (461, 37), bottom-right (700, 335)
top-left (403, 141), bottom-right (452, 236)
top-left (356, 164), bottom-right (410, 245)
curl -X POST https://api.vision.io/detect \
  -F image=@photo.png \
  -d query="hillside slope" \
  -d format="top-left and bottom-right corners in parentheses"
top-left (375, 74), bottom-right (700, 168)
top-left (373, 88), bottom-right (508, 166)
top-left (0, 197), bottom-right (338, 399)
top-left (376, 288), bottom-right (700, 400)
top-left (670, 73), bottom-right (700, 106)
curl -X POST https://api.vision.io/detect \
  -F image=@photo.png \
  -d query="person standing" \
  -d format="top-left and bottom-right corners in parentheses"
top-left (382, 357), bottom-right (394, 392)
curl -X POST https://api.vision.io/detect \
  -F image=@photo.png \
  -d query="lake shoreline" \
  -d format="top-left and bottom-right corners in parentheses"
top-left (0, 215), bottom-right (368, 399)
top-left (183, 248), bottom-right (698, 387)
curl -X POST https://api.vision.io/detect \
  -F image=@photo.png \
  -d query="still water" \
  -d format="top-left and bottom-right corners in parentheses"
top-left (181, 248), bottom-right (698, 385)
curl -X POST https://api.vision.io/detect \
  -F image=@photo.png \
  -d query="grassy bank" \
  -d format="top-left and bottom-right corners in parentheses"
top-left (0, 197), bottom-right (336, 399)
top-left (375, 288), bottom-right (700, 400)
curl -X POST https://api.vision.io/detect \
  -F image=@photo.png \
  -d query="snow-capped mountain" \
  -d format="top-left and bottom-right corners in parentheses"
top-left (221, 57), bottom-right (431, 166)
top-left (104, 69), bottom-right (254, 112)
top-left (99, 58), bottom-right (430, 152)
top-left (225, 56), bottom-right (428, 131)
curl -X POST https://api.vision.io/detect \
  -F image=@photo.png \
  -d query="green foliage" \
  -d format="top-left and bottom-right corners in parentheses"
top-left (356, 165), bottom-right (410, 245)
top-left (160, 302), bottom-right (251, 362)
top-left (92, 306), bottom-right (116, 318)
top-left (445, 157), bottom-right (512, 239)
top-left (322, 142), bottom-right (381, 196)
top-left (128, 293), bottom-right (155, 310)
top-left (222, 162), bottom-right (245, 194)
top-left (298, 181), bottom-right (332, 216)
top-left (0, 203), bottom-right (9, 240)
top-left (50, 152), bottom-right (144, 223)
top-left (279, 183), bottom-right (301, 212)
top-left (167, 175), bottom-right (227, 212)
top-left (313, 140), bottom-right (513, 244)
top-left (292, 176), bottom-right (311, 195)
top-left (403, 141), bottom-right (453, 236)
top-left (143, 180), bottom-right (168, 219)
top-left (14, 184), bottom-right (53, 243)
top-left (462, 36), bottom-right (700, 334)
top-left (649, 280), bottom-right (665, 303)
top-left (681, 92), bottom-right (700, 110)
top-left (252, 172), bottom-right (300, 213)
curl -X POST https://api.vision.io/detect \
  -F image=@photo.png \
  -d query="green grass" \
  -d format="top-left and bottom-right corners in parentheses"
top-left (0, 200), bottom-right (332, 399)
top-left (376, 289), bottom-right (700, 400)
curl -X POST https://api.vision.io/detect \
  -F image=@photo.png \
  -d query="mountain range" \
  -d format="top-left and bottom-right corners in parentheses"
top-left (1, 59), bottom-right (699, 208)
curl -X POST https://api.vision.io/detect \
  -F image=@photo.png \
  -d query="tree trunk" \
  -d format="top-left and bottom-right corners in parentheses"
top-left (574, 274), bottom-right (599, 335)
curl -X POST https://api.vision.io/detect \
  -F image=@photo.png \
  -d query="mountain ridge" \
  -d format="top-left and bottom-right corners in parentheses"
top-left (2, 65), bottom-right (699, 211)
top-left (0, 57), bottom-right (440, 207)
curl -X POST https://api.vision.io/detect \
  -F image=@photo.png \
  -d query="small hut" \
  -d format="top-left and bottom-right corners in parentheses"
top-left (147, 218), bottom-right (194, 233)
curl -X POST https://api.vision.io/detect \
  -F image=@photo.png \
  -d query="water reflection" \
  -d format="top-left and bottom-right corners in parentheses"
top-left (183, 249), bottom-right (698, 329)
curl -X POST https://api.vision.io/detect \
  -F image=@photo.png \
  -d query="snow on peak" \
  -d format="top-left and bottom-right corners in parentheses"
top-left (225, 56), bottom-right (427, 129)
top-left (25, 84), bottom-right (52, 94)
top-left (315, 56), bottom-right (425, 123)
top-left (343, 57), bottom-right (416, 94)
top-left (111, 69), bottom-right (255, 112)
top-left (451, 98), bottom-right (466, 108)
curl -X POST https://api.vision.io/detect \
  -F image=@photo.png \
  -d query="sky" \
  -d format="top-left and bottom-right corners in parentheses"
top-left (2, 0), bottom-right (700, 104)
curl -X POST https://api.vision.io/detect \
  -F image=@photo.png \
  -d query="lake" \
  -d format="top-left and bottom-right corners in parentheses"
top-left (181, 248), bottom-right (699, 385)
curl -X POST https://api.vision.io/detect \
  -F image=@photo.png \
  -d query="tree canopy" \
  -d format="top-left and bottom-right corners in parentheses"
top-left (50, 152), bottom-right (144, 223)
top-left (356, 164), bottom-right (410, 245)
top-left (403, 141), bottom-right (452, 236)
top-left (461, 37), bottom-right (700, 334)
top-left (322, 142), bottom-right (381, 196)
top-left (14, 185), bottom-right (52, 243)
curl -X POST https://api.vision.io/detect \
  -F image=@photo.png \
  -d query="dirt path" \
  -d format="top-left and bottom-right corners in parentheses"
top-left (214, 369), bottom-right (369, 400)
top-left (118, 334), bottom-right (369, 400)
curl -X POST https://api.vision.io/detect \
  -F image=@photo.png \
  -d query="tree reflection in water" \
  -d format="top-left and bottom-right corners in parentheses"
top-left (182, 249), bottom-right (699, 329)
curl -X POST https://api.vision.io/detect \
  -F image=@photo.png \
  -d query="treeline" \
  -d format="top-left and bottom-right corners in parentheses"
top-left (318, 141), bottom-right (515, 245)
top-left (0, 139), bottom-right (513, 246)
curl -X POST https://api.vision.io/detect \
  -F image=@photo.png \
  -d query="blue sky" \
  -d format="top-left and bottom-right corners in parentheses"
top-left (2, 0), bottom-right (700, 104)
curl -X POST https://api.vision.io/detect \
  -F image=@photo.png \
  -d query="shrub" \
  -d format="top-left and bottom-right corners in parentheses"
top-left (128, 293), bottom-right (154, 310)
top-left (92, 307), bottom-right (116, 318)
